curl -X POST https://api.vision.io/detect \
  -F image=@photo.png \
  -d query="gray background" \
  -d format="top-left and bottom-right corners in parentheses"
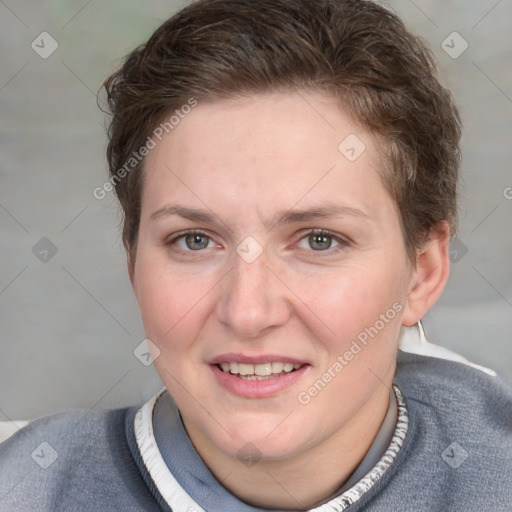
top-left (1, 0), bottom-right (511, 423)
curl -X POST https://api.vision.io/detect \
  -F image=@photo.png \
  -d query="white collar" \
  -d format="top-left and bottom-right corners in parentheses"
top-left (399, 321), bottom-right (496, 376)
top-left (133, 385), bottom-right (409, 512)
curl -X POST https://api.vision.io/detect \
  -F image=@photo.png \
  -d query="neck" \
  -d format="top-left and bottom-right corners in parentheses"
top-left (184, 385), bottom-right (392, 510)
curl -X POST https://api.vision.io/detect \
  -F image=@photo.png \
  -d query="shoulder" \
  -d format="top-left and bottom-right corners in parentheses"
top-left (395, 349), bottom-right (512, 424)
top-left (382, 351), bottom-right (512, 510)
top-left (396, 323), bottom-right (511, 439)
top-left (0, 405), bottom-right (162, 511)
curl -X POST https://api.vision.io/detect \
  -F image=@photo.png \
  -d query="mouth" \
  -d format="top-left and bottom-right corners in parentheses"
top-left (210, 355), bottom-right (308, 398)
top-left (217, 361), bottom-right (303, 380)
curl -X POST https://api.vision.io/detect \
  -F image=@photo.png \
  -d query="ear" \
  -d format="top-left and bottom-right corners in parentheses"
top-left (402, 221), bottom-right (451, 327)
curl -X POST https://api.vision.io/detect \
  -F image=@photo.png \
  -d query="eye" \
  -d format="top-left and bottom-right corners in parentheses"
top-left (297, 230), bottom-right (345, 251)
top-left (172, 231), bottom-right (214, 251)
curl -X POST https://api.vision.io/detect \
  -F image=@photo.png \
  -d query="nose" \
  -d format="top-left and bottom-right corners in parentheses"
top-left (215, 250), bottom-right (291, 339)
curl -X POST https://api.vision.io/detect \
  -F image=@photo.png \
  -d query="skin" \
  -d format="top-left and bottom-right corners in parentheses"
top-left (130, 91), bottom-right (450, 510)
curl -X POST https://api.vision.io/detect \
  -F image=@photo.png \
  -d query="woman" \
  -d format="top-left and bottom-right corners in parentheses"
top-left (1, 0), bottom-right (511, 510)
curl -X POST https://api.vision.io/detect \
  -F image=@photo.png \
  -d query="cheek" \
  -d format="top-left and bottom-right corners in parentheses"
top-left (136, 271), bottom-right (213, 393)
top-left (287, 263), bottom-right (407, 386)
top-left (294, 264), bottom-right (402, 336)
top-left (292, 267), bottom-right (405, 412)
top-left (134, 256), bottom-right (214, 349)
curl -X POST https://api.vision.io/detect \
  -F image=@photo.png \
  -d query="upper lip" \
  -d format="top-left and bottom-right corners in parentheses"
top-left (209, 353), bottom-right (307, 365)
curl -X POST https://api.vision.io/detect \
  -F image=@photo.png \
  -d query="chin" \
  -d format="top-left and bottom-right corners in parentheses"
top-left (210, 413), bottom-right (310, 460)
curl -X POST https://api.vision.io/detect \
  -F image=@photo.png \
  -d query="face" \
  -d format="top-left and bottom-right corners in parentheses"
top-left (132, 91), bottom-right (415, 462)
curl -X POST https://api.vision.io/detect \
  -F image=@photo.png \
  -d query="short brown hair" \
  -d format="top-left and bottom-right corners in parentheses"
top-left (102, 0), bottom-right (461, 266)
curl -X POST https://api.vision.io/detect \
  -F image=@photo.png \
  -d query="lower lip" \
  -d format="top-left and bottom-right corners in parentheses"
top-left (211, 364), bottom-right (308, 398)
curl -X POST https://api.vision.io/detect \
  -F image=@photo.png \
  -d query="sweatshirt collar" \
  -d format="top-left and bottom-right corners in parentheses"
top-left (132, 385), bottom-right (408, 512)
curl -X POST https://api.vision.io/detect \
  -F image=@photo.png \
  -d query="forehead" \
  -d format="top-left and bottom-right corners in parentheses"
top-left (141, 91), bottom-right (395, 225)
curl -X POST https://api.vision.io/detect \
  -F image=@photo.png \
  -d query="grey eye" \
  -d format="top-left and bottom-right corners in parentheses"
top-left (180, 233), bottom-right (211, 250)
top-left (297, 231), bottom-right (342, 252)
top-left (308, 233), bottom-right (333, 251)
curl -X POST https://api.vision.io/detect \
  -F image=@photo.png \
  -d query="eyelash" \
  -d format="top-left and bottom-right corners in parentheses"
top-left (297, 229), bottom-right (350, 255)
top-left (165, 229), bottom-right (350, 255)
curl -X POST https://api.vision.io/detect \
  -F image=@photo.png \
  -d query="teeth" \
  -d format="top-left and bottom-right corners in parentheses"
top-left (219, 361), bottom-right (302, 377)
top-left (238, 363), bottom-right (253, 376)
top-left (271, 362), bottom-right (284, 373)
top-left (255, 363), bottom-right (272, 376)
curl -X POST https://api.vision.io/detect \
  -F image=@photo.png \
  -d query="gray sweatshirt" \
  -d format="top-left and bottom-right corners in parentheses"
top-left (1, 351), bottom-right (511, 511)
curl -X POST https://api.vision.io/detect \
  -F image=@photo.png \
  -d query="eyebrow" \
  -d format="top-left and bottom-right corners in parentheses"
top-left (149, 204), bottom-right (370, 228)
top-left (150, 205), bottom-right (215, 223)
top-left (272, 205), bottom-right (370, 226)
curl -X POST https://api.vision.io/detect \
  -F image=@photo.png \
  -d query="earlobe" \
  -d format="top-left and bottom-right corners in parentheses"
top-left (402, 222), bottom-right (451, 327)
